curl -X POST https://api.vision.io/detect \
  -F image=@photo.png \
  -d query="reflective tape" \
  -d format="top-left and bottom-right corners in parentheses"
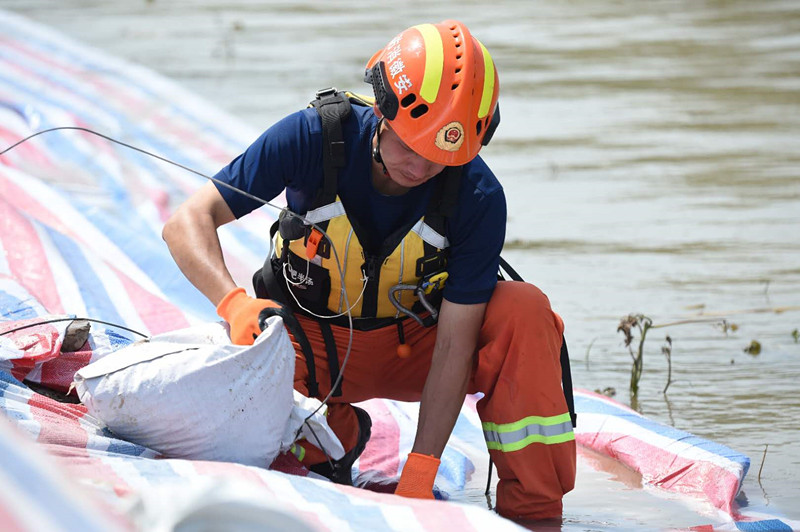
top-left (413, 24), bottom-right (444, 104)
top-left (289, 443), bottom-right (306, 462)
top-left (411, 219), bottom-right (448, 249)
top-left (483, 413), bottom-right (575, 452)
top-left (304, 201), bottom-right (345, 224)
top-left (477, 39), bottom-right (495, 119)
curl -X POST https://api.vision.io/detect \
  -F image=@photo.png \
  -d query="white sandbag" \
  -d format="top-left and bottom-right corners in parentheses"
top-left (73, 318), bottom-right (295, 467)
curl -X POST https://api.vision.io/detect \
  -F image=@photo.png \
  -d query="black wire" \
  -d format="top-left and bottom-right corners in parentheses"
top-left (3, 126), bottom-right (355, 460)
top-left (0, 317), bottom-right (148, 338)
top-left (485, 456), bottom-right (494, 510)
top-left (304, 420), bottom-right (335, 471)
top-left (0, 127), bottom-right (272, 208)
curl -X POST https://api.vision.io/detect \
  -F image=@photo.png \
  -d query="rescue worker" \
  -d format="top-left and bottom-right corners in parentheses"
top-left (162, 20), bottom-right (576, 522)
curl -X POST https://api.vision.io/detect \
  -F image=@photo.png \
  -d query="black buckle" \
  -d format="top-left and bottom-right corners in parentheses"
top-left (416, 253), bottom-right (447, 278)
top-left (316, 87), bottom-right (338, 101)
top-left (361, 256), bottom-right (382, 280)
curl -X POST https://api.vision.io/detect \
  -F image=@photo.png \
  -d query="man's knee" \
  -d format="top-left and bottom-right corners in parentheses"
top-left (485, 281), bottom-right (562, 335)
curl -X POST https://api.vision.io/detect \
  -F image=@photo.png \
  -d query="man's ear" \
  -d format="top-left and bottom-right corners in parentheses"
top-left (373, 104), bottom-right (383, 119)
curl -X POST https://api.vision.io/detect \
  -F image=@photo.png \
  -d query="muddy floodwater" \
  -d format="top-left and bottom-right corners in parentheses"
top-left (4, 0), bottom-right (799, 527)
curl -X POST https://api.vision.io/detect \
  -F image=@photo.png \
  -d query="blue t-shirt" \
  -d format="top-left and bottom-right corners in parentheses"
top-left (214, 105), bottom-right (506, 305)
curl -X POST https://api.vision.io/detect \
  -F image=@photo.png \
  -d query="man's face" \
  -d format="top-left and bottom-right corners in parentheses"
top-left (378, 122), bottom-right (446, 189)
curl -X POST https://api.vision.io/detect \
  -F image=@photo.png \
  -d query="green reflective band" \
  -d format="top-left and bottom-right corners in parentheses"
top-left (290, 443), bottom-right (306, 462)
top-left (477, 39), bottom-right (495, 119)
top-left (483, 413), bottom-right (575, 452)
top-left (484, 412), bottom-right (572, 433)
top-left (413, 24), bottom-right (444, 104)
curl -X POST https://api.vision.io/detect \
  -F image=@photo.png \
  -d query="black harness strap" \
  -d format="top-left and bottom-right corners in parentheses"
top-left (311, 88), bottom-right (351, 213)
top-left (416, 166), bottom-right (461, 279)
top-left (254, 89), bottom-right (353, 399)
top-left (255, 300), bottom-right (319, 398)
top-left (318, 321), bottom-right (343, 397)
top-left (498, 256), bottom-right (524, 283)
top-left (560, 335), bottom-right (577, 428)
top-left (401, 167), bottom-right (461, 324)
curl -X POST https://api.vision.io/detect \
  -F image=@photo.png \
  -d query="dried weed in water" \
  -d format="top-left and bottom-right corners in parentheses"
top-left (617, 314), bottom-right (736, 399)
top-left (594, 387), bottom-right (616, 397)
top-left (716, 319), bottom-right (739, 336)
top-left (617, 314), bottom-right (652, 398)
top-left (744, 340), bottom-right (762, 355)
top-left (662, 336), bottom-right (673, 394)
top-left (758, 444), bottom-right (769, 484)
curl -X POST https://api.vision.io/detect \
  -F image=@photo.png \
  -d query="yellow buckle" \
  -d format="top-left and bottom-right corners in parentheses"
top-left (421, 272), bottom-right (448, 295)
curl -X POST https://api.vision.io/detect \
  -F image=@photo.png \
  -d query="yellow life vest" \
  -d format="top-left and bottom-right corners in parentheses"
top-left (265, 88), bottom-right (460, 322)
top-left (275, 195), bottom-right (450, 318)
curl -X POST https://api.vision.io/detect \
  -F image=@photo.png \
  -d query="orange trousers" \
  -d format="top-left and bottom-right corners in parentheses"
top-left (289, 281), bottom-right (576, 520)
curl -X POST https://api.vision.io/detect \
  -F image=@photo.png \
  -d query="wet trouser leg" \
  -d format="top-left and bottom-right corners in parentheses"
top-left (288, 281), bottom-right (576, 520)
top-left (472, 281), bottom-right (576, 520)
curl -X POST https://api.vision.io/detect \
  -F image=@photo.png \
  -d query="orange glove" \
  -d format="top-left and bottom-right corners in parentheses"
top-left (394, 452), bottom-right (440, 499)
top-left (216, 287), bottom-right (281, 345)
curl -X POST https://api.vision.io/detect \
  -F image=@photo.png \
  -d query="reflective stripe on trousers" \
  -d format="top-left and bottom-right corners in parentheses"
top-left (483, 412), bottom-right (575, 452)
top-left (289, 443), bottom-right (306, 462)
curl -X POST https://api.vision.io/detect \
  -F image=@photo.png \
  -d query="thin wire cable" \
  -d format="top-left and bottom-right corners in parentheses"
top-left (0, 317), bottom-right (148, 338)
top-left (304, 421), bottom-right (335, 472)
top-left (1, 127), bottom-right (267, 207)
top-left (274, 231), bottom-right (368, 318)
top-left (282, 262), bottom-right (368, 319)
top-left (3, 127), bottom-right (355, 452)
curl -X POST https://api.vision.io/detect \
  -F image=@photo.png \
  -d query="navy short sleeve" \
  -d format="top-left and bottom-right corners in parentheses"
top-left (442, 157), bottom-right (506, 305)
top-left (212, 109), bottom-right (324, 218)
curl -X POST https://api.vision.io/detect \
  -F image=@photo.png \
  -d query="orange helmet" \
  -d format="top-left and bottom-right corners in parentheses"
top-left (364, 20), bottom-right (500, 166)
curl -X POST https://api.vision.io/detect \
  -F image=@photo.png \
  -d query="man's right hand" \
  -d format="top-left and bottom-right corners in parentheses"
top-left (394, 452), bottom-right (440, 499)
top-left (216, 287), bottom-right (282, 345)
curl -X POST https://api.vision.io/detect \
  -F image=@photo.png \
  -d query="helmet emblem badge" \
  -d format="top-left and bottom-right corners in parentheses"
top-left (435, 121), bottom-right (465, 152)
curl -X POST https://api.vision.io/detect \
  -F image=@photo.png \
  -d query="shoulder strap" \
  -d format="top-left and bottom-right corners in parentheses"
top-left (310, 88), bottom-right (352, 209)
top-left (498, 256), bottom-right (524, 281)
top-left (560, 335), bottom-right (577, 428)
top-left (414, 166), bottom-right (461, 279)
top-left (424, 165), bottom-right (461, 238)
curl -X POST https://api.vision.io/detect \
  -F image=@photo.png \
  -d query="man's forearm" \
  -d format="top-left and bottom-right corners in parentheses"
top-left (411, 300), bottom-right (486, 457)
top-left (412, 341), bottom-right (473, 456)
top-left (162, 183), bottom-right (238, 306)
top-left (164, 213), bottom-right (235, 305)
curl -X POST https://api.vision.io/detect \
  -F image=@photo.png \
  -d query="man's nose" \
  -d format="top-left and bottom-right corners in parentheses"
top-left (408, 155), bottom-right (431, 179)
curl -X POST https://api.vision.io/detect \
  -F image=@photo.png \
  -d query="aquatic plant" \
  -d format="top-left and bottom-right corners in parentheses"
top-left (594, 386), bottom-right (617, 397)
top-left (661, 336), bottom-right (673, 393)
top-left (617, 314), bottom-right (652, 397)
top-left (617, 314), bottom-right (734, 398)
top-left (744, 340), bottom-right (762, 355)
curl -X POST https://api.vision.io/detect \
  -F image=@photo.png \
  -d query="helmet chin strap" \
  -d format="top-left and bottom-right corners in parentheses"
top-left (372, 117), bottom-right (390, 176)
